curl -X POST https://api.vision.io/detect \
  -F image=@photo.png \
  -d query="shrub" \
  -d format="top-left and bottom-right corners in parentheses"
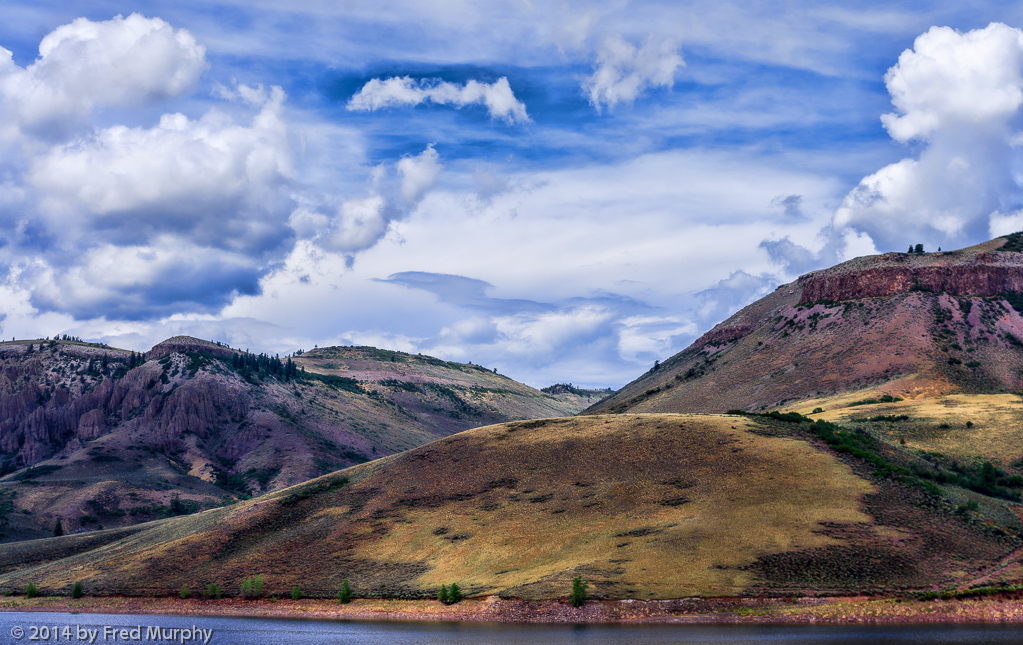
top-left (337, 579), bottom-right (353, 604)
top-left (570, 577), bottom-right (588, 607)
top-left (71, 581), bottom-right (83, 599)
top-left (179, 584), bottom-right (190, 600)
top-left (811, 407), bottom-right (824, 414)
top-left (438, 584), bottom-right (449, 604)
top-left (240, 575), bottom-right (264, 599)
top-left (291, 585), bottom-right (301, 601)
top-left (25, 583), bottom-right (37, 599)
top-left (203, 583), bottom-right (222, 600)
top-left (449, 583), bottom-right (463, 604)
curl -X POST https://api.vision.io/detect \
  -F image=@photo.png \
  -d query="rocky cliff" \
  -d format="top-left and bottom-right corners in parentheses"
top-left (798, 242), bottom-right (1023, 303)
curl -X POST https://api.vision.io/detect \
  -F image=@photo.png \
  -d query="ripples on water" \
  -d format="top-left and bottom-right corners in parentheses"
top-left (1, 612), bottom-right (1023, 644)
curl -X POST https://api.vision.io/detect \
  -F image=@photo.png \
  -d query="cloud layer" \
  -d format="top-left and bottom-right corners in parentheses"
top-left (7, 6), bottom-right (1023, 390)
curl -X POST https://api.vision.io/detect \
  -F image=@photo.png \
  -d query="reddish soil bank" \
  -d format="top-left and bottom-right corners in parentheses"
top-left (6, 595), bottom-right (1023, 624)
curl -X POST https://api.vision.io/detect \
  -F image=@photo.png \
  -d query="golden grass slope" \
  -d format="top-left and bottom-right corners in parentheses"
top-left (0, 414), bottom-right (885, 599)
top-left (793, 391), bottom-right (1023, 465)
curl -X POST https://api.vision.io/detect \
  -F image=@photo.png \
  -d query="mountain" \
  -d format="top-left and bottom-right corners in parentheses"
top-left (586, 235), bottom-right (1023, 415)
top-left (1, 413), bottom-right (1013, 598)
top-left (11, 236), bottom-right (1023, 601)
top-left (0, 336), bottom-right (585, 542)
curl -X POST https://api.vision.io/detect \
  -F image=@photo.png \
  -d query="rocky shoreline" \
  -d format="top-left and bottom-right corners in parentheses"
top-left (4, 595), bottom-right (1023, 624)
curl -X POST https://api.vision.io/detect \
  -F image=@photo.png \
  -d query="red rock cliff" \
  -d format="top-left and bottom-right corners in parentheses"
top-left (797, 250), bottom-right (1023, 303)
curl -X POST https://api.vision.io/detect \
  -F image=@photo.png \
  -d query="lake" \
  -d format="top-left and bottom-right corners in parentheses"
top-left (1, 612), bottom-right (1022, 644)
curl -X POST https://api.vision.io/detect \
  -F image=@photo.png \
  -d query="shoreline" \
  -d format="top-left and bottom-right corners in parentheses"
top-left (5, 595), bottom-right (1023, 624)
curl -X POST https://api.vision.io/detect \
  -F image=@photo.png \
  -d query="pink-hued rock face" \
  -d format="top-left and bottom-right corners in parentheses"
top-left (798, 249), bottom-right (1023, 304)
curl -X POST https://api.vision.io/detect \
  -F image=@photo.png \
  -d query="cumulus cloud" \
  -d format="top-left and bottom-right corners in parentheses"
top-left (14, 85), bottom-right (296, 318)
top-left (397, 144), bottom-right (441, 204)
top-left (880, 24), bottom-right (1023, 142)
top-left (346, 76), bottom-right (529, 123)
top-left (301, 145), bottom-right (442, 256)
top-left (834, 23), bottom-right (1023, 251)
top-left (583, 34), bottom-right (685, 111)
top-left (30, 88), bottom-right (292, 243)
top-left (24, 239), bottom-right (263, 319)
top-left (0, 17), bottom-right (310, 320)
top-left (0, 13), bottom-right (205, 137)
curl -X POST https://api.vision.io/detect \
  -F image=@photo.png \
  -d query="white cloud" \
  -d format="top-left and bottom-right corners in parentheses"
top-left (23, 238), bottom-right (263, 319)
top-left (616, 315), bottom-right (696, 362)
top-left (30, 87), bottom-right (291, 231)
top-left (990, 209), bottom-right (1023, 238)
top-left (833, 23), bottom-right (1023, 251)
top-left (0, 16), bottom-right (310, 320)
top-left (583, 34), bottom-right (685, 111)
top-left (319, 195), bottom-right (390, 255)
top-left (304, 145), bottom-right (442, 256)
top-left (397, 144), bottom-right (441, 204)
top-left (0, 13), bottom-right (205, 135)
top-left (881, 23), bottom-right (1023, 142)
top-left (347, 76), bottom-right (529, 123)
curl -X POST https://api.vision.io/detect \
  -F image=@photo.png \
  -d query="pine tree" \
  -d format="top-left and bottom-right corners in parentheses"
top-left (570, 577), bottom-right (588, 607)
top-left (337, 579), bottom-right (353, 604)
top-left (449, 583), bottom-right (463, 603)
top-left (438, 584), bottom-right (449, 604)
top-left (53, 519), bottom-right (63, 537)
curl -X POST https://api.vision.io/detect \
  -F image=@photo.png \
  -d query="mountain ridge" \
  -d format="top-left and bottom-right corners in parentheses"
top-left (0, 336), bottom-right (592, 541)
top-left (586, 234), bottom-right (1023, 415)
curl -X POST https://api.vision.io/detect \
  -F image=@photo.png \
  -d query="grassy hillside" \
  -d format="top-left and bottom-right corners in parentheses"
top-left (2, 413), bottom-right (1015, 599)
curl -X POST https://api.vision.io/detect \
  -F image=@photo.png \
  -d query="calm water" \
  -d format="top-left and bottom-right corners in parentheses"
top-left (1, 612), bottom-right (1022, 644)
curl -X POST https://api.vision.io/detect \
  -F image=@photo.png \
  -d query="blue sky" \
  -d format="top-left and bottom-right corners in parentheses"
top-left (2, 2), bottom-right (1023, 388)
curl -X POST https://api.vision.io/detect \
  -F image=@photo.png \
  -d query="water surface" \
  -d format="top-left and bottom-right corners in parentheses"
top-left (1, 611), bottom-right (1022, 644)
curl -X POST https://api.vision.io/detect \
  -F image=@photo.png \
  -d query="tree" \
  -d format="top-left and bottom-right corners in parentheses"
top-left (240, 575), bottom-right (264, 599)
top-left (25, 583), bottom-right (37, 599)
top-left (570, 577), bottom-right (588, 607)
top-left (203, 583), bottom-right (222, 600)
top-left (337, 579), bottom-right (353, 604)
top-left (914, 243), bottom-right (924, 253)
top-left (53, 519), bottom-right (63, 537)
top-left (438, 584), bottom-right (449, 604)
top-left (449, 582), bottom-right (463, 603)
top-left (291, 585), bottom-right (302, 600)
top-left (908, 244), bottom-right (914, 253)
top-left (179, 584), bottom-right (190, 600)
top-left (71, 581), bottom-right (83, 599)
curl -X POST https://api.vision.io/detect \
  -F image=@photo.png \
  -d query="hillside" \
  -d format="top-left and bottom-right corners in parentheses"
top-left (586, 235), bottom-right (1023, 415)
top-left (0, 337), bottom-right (583, 542)
top-left (1, 412), bottom-right (1017, 599)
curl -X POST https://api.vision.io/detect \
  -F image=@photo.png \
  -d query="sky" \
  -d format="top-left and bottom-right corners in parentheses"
top-left (2, 2), bottom-right (1023, 389)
